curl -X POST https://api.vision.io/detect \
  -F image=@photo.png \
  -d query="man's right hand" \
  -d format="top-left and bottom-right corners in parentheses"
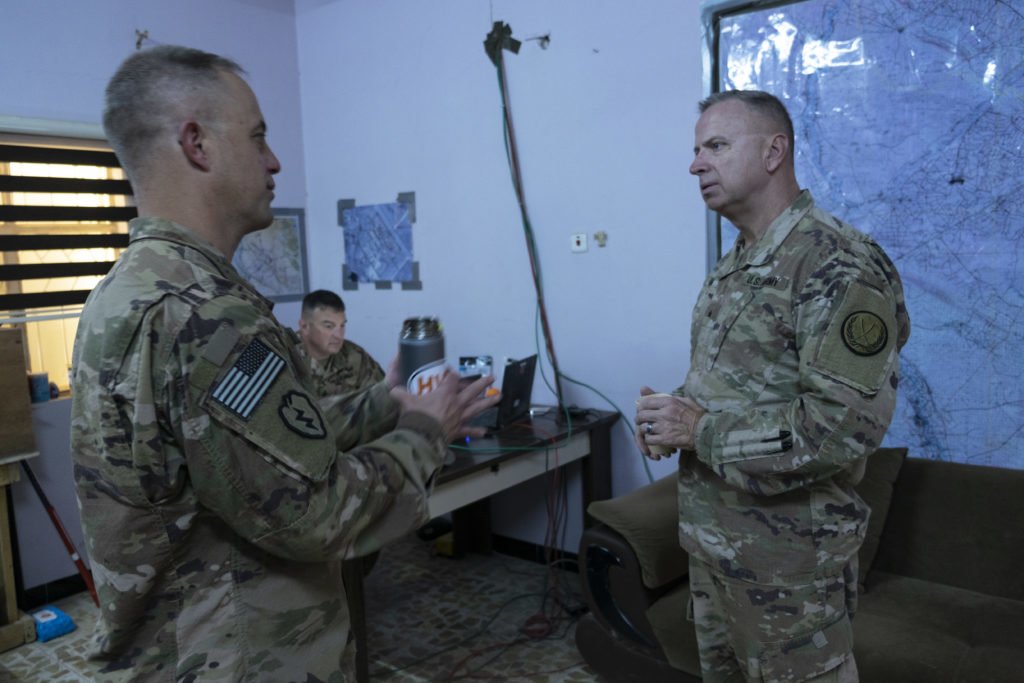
top-left (635, 385), bottom-right (703, 459)
top-left (389, 370), bottom-right (499, 441)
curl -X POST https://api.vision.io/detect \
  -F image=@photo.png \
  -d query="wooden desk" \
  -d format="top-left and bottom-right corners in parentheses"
top-left (0, 453), bottom-right (38, 652)
top-left (347, 408), bottom-right (618, 682)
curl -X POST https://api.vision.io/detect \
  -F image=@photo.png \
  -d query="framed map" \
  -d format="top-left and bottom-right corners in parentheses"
top-left (704, 0), bottom-right (1024, 468)
top-left (233, 207), bottom-right (309, 302)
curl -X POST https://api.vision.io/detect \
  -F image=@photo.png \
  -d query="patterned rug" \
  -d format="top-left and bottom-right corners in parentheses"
top-left (0, 534), bottom-right (596, 682)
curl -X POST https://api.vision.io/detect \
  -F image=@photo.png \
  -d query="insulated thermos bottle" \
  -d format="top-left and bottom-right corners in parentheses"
top-left (399, 317), bottom-right (445, 395)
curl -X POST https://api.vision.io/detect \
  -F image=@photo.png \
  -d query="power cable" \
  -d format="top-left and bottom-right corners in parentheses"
top-left (484, 21), bottom-right (567, 412)
top-left (483, 22), bottom-right (656, 484)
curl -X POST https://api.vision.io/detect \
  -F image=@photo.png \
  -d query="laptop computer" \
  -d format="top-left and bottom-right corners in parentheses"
top-left (468, 354), bottom-right (538, 433)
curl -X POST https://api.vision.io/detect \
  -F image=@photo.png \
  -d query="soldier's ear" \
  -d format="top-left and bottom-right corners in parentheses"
top-left (764, 133), bottom-right (789, 173)
top-left (178, 120), bottom-right (211, 171)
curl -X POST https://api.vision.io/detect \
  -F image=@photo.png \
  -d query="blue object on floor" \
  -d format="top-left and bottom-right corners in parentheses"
top-left (32, 605), bottom-right (76, 642)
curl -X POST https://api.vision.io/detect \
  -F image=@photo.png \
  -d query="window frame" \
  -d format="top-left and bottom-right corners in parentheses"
top-left (0, 115), bottom-right (135, 391)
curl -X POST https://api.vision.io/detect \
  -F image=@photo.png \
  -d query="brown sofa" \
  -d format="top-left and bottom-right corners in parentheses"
top-left (576, 448), bottom-right (1024, 682)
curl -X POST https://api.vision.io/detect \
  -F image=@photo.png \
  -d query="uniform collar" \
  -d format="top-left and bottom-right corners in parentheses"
top-left (294, 341), bottom-right (336, 368)
top-left (129, 216), bottom-right (228, 261)
top-left (715, 190), bottom-right (814, 276)
top-left (127, 216), bottom-right (276, 310)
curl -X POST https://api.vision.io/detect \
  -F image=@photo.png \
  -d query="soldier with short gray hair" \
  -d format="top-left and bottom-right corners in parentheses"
top-left (634, 90), bottom-right (910, 682)
top-left (71, 45), bottom-right (496, 681)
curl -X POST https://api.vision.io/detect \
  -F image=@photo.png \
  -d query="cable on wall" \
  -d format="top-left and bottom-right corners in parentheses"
top-left (483, 22), bottom-right (657, 485)
top-left (483, 21), bottom-right (566, 412)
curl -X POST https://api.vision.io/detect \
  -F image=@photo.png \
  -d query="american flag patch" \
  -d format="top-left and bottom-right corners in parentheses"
top-left (211, 339), bottom-right (285, 419)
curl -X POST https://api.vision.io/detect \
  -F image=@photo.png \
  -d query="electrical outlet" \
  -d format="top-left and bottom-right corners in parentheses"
top-left (571, 233), bottom-right (588, 253)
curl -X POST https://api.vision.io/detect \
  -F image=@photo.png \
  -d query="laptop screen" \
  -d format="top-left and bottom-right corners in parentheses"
top-left (495, 354), bottom-right (537, 428)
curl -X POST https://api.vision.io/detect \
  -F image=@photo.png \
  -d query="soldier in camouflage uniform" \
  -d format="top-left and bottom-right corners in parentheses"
top-left (296, 289), bottom-right (385, 397)
top-left (71, 45), bottom-right (496, 682)
top-left (635, 91), bottom-right (910, 682)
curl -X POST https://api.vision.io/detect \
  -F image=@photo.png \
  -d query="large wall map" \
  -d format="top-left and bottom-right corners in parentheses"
top-left (714, 0), bottom-right (1023, 468)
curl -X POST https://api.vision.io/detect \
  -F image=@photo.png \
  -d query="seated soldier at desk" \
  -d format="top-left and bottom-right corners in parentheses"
top-left (297, 289), bottom-right (384, 396)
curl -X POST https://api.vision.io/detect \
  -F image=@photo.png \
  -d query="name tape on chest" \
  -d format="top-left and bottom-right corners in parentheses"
top-left (211, 338), bottom-right (285, 419)
top-left (744, 274), bottom-right (789, 290)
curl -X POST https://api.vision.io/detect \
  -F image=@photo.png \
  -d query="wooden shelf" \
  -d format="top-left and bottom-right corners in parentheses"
top-left (0, 451), bottom-right (38, 470)
top-left (0, 457), bottom-right (38, 652)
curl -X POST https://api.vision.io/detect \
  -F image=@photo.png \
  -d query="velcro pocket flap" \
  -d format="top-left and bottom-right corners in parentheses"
top-left (190, 324), bottom-right (333, 483)
top-left (811, 281), bottom-right (897, 395)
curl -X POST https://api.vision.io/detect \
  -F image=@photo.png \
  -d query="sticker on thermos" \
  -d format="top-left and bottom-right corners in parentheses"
top-left (407, 359), bottom-right (447, 395)
top-left (399, 317), bottom-right (445, 395)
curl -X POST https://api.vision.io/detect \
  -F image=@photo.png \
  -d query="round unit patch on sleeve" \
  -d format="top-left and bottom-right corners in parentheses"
top-left (841, 311), bottom-right (888, 356)
top-left (811, 280), bottom-right (898, 394)
top-left (279, 390), bottom-right (327, 439)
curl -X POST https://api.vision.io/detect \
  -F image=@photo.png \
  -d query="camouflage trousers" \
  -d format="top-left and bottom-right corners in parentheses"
top-left (688, 557), bottom-right (858, 683)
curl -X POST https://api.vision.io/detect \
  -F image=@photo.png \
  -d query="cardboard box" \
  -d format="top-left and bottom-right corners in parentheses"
top-left (0, 328), bottom-right (37, 458)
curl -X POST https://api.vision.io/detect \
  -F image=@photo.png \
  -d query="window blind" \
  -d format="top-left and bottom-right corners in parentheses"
top-left (0, 142), bottom-right (135, 317)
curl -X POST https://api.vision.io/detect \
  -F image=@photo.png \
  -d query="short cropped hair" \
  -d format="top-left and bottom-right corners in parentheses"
top-left (302, 290), bottom-right (346, 317)
top-left (103, 45), bottom-right (244, 182)
top-left (699, 90), bottom-right (795, 161)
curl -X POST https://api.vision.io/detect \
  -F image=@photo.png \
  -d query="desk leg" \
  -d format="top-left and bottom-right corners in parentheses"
top-left (0, 479), bottom-right (18, 627)
top-left (342, 557), bottom-right (368, 683)
top-left (0, 463), bottom-right (35, 652)
top-left (452, 499), bottom-right (492, 556)
top-left (580, 421), bottom-right (613, 526)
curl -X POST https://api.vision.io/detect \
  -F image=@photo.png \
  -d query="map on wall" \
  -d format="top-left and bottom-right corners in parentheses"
top-left (233, 208), bottom-right (309, 302)
top-left (714, 0), bottom-right (1024, 468)
top-left (341, 201), bottom-right (414, 283)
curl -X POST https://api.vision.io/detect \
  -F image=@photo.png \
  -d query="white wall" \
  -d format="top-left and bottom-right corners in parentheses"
top-left (2, 0), bottom-right (711, 553)
top-left (0, 0), bottom-right (306, 228)
top-left (295, 0), bottom-right (709, 549)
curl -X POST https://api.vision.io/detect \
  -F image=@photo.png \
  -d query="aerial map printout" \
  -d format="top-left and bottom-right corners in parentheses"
top-left (716, 0), bottom-right (1023, 468)
top-left (342, 202), bottom-right (414, 283)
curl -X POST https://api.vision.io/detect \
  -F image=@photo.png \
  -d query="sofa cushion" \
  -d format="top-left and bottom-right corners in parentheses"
top-left (871, 457), bottom-right (1024, 601)
top-left (852, 446), bottom-right (907, 587)
top-left (957, 645), bottom-right (1024, 683)
top-left (587, 473), bottom-right (688, 589)
top-left (854, 571), bottom-right (1024, 682)
top-left (641, 570), bottom-right (1024, 683)
top-left (587, 447), bottom-right (906, 591)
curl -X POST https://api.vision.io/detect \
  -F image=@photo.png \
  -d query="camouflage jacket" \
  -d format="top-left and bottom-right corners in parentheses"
top-left (71, 217), bottom-right (447, 682)
top-left (678, 191), bottom-right (911, 585)
top-left (296, 339), bottom-right (385, 398)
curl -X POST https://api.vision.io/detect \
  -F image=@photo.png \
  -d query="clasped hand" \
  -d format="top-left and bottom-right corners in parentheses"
top-left (634, 385), bottom-right (705, 460)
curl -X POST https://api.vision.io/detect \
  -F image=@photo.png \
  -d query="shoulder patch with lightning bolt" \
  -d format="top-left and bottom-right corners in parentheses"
top-left (278, 390), bottom-right (327, 439)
